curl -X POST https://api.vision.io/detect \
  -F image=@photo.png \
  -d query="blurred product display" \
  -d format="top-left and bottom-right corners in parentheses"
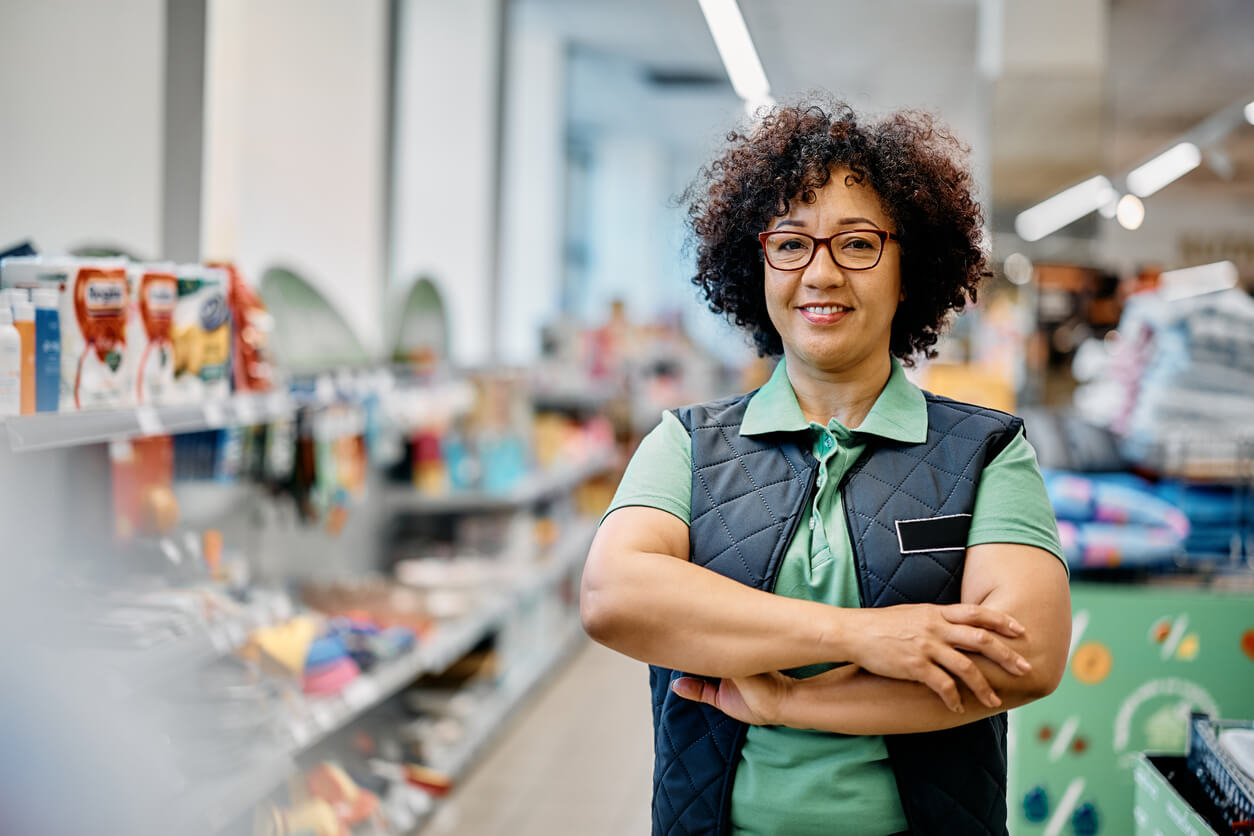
top-left (3, 2), bottom-right (1254, 834)
top-left (0, 279), bottom-right (624, 834)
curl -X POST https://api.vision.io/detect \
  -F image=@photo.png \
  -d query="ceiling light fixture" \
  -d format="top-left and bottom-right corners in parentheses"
top-left (1245, 101), bottom-right (1254, 125)
top-left (1014, 176), bottom-right (1115, 242)
top-left (1159, 260), bottom-right (1239, 302)
top-left (697, 0), bottom-right (772, 112)
top-left (1115, 195), bottom-right (1145, 230)
top-left (1126, 142), bottom-right (1202, 197)
top-left (1003, 253), bottom-right (1033, 286)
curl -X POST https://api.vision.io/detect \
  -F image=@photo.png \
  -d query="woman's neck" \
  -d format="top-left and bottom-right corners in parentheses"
top-left (783, 351), bottom-right (893, 429)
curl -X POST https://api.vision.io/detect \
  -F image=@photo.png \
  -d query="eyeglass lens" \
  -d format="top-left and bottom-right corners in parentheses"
top-left (763, 231), bottom-right (883, 270)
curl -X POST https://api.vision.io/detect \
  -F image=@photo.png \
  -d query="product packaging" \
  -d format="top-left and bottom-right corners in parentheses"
top-left (12, 296), bottom-right (35, 414)
top-left (0, 308), bottom-right (21, 416)
top-left (173, 264), bottom-right (231, 403)
top-left (0, 256), bottom-right (133, 410)
top-left (129, 263), bottom-right (178, 405)
top-left (211, 262), bottom-right (276, 393)
top-left (31, 288), bottom-right (61, 413)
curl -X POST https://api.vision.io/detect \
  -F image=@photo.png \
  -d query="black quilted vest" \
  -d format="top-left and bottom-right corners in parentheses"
top-left (650, 390), bottom-right (1023, 836)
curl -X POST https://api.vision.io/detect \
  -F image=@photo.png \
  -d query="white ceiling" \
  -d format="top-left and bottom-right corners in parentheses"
top-left (514, 0), bottom-right (1254, 231)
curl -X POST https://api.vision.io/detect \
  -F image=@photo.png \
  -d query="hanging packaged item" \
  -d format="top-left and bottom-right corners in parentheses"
top-left (129, 263), bottom-right (178, 405)
top-left (211, 262), bottom-right (276, 393)
top-left (173, 264), bottom-right (232, 403)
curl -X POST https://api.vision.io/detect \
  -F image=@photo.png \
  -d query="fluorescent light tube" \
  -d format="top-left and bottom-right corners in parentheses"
top-left (698, 0), bottom-right (771, 104)
top-left (1126, 142), bottom-right (1201, 197)
top-left (1159, 260), bottom-right (1239, 301)
top-left (1014, 176), bottom-right (1115, 242)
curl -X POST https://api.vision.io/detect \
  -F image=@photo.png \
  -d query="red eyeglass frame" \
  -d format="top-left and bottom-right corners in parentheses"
top-left (757, 229), bottom-right (900, 271)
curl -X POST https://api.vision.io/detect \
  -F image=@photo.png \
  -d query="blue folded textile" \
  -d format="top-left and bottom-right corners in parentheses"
top-left (1042, 470), bottom-right (1190, 537)
top-left (1056, 520), bottom-right (1185, 569)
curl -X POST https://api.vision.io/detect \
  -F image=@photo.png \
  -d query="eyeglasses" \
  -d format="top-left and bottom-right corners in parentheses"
top-left (757, 229), bottom-right (899, 271)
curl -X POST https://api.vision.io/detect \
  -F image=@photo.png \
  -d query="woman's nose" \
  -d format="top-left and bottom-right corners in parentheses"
top-left (803, 243), bottom-right (848, 288)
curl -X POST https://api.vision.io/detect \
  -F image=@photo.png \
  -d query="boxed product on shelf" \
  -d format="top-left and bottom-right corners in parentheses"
top-left (1, 254), bottom-right (134, 410)
top-left (129, 262), bottom-right (179, 405)
top-left (173, 263), bottom-right (232, 404)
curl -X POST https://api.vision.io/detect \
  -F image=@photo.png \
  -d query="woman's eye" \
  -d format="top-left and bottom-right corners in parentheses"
top-left (842, 237), bottom-right (874, 250)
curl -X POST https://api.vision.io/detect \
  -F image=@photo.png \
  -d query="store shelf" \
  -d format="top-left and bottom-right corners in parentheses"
top-left (192, 523), bottom-right (596, 831)
top-left (184, 751), bottom-right (297, 834)
top-left (3, 392), bottom-right (295, 453)
top-left (289, 522), bottom-right (594, 751)
top-left (289, 594), bottom-right (517, 750)
top-left (517, 519), bottom-right (596, 597)
top-left (382, 449), bottom-right (614, 514)
top-left (409, 619), bottom-right (587, 835)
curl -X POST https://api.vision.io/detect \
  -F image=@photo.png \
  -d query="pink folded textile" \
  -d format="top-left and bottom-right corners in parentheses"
top-left (301, 657), bottom-right (360, 695)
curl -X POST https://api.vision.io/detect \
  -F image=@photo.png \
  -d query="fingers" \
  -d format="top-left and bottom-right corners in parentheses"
top-left (671, 676), bottom-right (715, 705)
top-left (940, 603), bottom-right (1025, 638)
top-left (918, 666), bottom-right (965, 713)
top-left (934, 648), bottom-right (1002, 710)
top-left (945, 624), bottom-right (1033, 676)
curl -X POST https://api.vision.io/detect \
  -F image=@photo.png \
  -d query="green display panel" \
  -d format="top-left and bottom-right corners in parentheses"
top-left (1008, 581), bottom-right (1254, 836)
top-left (1131, 755), bottom-right (1218, 836)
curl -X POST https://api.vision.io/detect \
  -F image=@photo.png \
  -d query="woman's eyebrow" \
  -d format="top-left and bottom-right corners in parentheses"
top-left (773, 216), bottom-right (877, 229)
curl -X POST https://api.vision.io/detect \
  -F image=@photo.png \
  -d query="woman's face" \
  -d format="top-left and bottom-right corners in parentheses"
top-left (763, 167), bottom-right (903, 377)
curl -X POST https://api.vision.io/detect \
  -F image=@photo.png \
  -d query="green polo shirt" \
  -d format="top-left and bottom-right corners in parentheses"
top-left (606, 357), bottom-right (1064, 836)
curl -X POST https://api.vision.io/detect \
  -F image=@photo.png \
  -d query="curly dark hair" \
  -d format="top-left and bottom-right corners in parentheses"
top-left (686, 98), bottom-right (989, 363)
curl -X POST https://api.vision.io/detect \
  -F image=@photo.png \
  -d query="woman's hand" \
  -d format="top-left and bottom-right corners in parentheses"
top-left (671, 673), bottom-right (791, 726)
top-left (842, 603), bottom-right (1032, 712)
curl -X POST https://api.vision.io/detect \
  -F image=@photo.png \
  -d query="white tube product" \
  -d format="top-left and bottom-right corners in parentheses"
top-left (0, 307), bottom-right (21, 416)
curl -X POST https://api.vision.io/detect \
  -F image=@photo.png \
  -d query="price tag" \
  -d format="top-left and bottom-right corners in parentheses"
top-left (343, 678), bottom-right (378, 710)
top-left (234, 397), bottom-right (258, 426)
top-left (311, 702), bottom-right (336, 730)
top-left (290, 720), bottom-right (313, 747)
top-left (136, 406), bottom-right (163, 436)
top-left (209, 627), bottom-right (232, 654)
top-left (267, 392), bottom-right (288, 417)
top-left (224, 621), bottom-right (246, 649)
top-left (202, 401), bottom-right (226, 428)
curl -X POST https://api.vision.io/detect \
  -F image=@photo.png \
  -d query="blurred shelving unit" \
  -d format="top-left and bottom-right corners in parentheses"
top-left (2, 392), bottom-right (296, 452)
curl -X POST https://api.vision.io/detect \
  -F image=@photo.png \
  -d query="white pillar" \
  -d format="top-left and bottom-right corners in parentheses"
top-left (201, 0), bottom-right (390, 354)
top-left (391, 0), bottom-right (504, 366)
top-left (498, 22), bottom-right (566, 364)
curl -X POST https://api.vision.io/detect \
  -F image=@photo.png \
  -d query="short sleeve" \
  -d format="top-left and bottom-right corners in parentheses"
top-left (603, 410), bottom-right (692, 526)
top-left (967, 428), bottom-right (1067, 571)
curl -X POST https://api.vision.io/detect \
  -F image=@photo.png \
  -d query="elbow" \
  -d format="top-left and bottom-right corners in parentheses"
top-left (1019, 649), bottom-right (1068, 702)
top-left (579, 559), bottom-right (625, 646)
top-left (579, 584), bottom-right (613, 643)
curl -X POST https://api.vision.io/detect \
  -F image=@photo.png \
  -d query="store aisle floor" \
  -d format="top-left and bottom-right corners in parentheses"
top-left (424, 638), bottom-right (654, 836)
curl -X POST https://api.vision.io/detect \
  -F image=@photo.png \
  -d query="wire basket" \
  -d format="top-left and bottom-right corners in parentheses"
top-left (1188, 713), bottom-right (1254, 833)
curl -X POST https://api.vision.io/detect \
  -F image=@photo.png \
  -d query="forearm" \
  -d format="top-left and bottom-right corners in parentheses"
top-left (581, 547), bottom-right (850, 678)
top-left (779, 656), bottom-right (1050, 735)
top-left (779, 544), bottom-right (1071, 735)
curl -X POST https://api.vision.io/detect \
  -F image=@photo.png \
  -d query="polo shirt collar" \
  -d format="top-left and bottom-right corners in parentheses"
top-left (740, 356), bottom-right (927, 444)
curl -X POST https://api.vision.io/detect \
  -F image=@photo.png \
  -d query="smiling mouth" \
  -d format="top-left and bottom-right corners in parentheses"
top-left (798, 304), bottom-right (852, 315)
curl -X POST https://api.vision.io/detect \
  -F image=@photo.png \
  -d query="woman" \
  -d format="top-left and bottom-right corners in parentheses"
top-left (581, 100), bottom-right (1071, 836)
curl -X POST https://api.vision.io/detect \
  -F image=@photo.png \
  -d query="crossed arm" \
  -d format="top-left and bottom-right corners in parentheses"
top-left (581, 505), bottom-right (1071, 735)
